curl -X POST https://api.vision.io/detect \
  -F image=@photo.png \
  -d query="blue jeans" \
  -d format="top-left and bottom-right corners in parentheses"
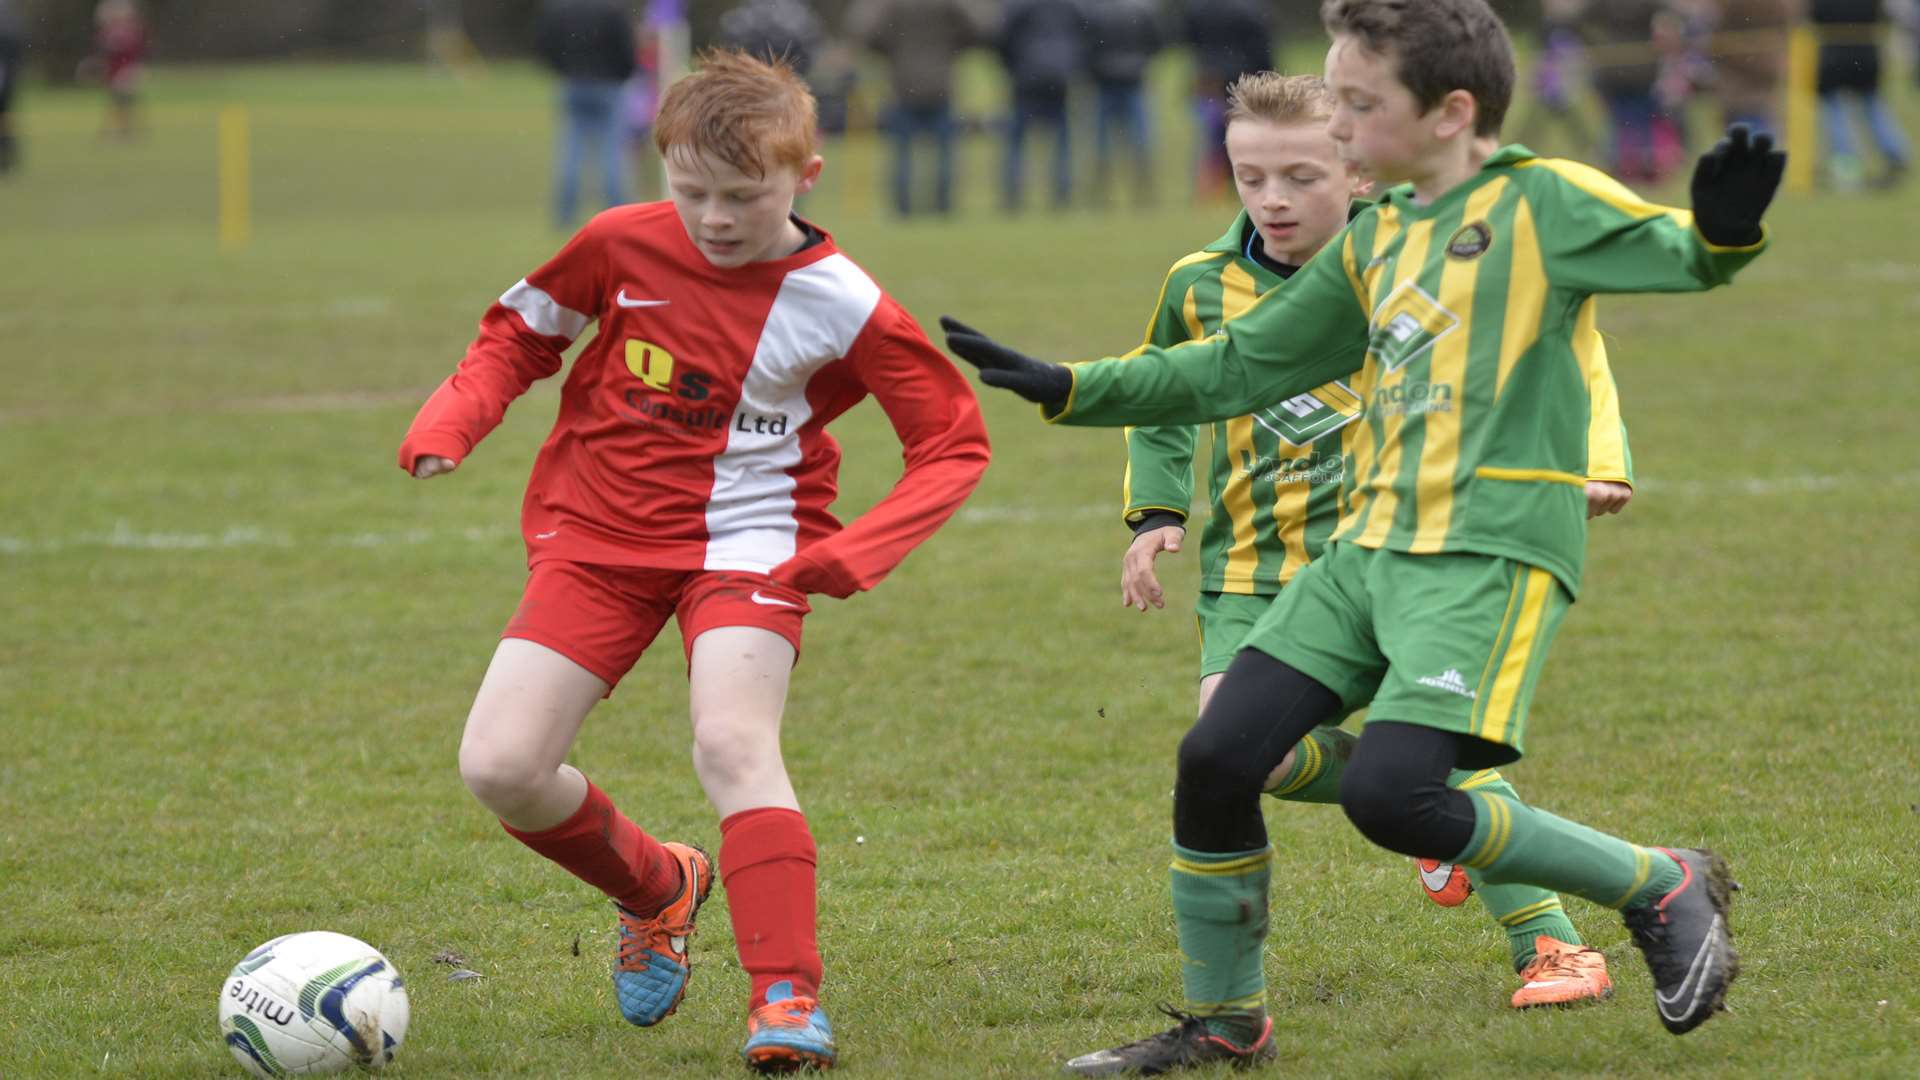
top-left (888, 102), bottom-right (956, 216)
top-left (555, 79), bottom-right (627, 226)
top-left (1819, 90), bottom-right (1910, 166)
top-left (1003, 88), bottom-right (1070, 210)
top-left (1093, 81), bottom-right (1151, 202)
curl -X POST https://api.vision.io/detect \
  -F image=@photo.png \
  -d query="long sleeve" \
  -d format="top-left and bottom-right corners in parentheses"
top-left (1583, 331), bottom-right (1633, 486)
top-left (773, 301), bottom-right (991, 597)
top-left (1524, 158), bottom-right (1769, 294)
top-left (397, 225), bottom-right (606, 472)
top-left (1120, 272), bottom-right (1205, 526)
top-left (1050, 231), bottom-right (1371, 428)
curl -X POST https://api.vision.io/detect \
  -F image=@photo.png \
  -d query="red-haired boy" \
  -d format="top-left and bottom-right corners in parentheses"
top-left (399, 49), bottom-right (990, 1073)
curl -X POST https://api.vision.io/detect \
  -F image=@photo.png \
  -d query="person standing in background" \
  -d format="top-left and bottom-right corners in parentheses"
top-left (92, 0), bottom-right (147, 141)
top-left (1513, 0), bottom-right (1596, 159)
top-left (1083, 0), bottom-right (1165, 208)
top-left (847, 0), bottom-right (995, 217)
top-left (1710, 0), bottom-right (1799, 133)
top-left (1582, 0), bottom-right (1672, 184)
top-left (535, 0), bottom-right (636, 227)
top-left (1811, 0), bottom-right (1910, 188)
top-left (718, 0), bottom-right (825, 80)
top-left (998, 0), bottom-right (1087, 212)
top-left (623, 15), bottom-right (664, 202)
top-left (0, 0), bottom-right (23, 174)
top-left (1182, 0), bottom-right (1273, 201)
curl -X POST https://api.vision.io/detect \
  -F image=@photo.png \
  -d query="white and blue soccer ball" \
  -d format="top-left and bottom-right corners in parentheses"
top-left (217, 931), bottom-right (410, 1077)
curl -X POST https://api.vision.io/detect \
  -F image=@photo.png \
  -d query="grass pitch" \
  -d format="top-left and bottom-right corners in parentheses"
top-left (3, 61), bottom-right (1918, 1078)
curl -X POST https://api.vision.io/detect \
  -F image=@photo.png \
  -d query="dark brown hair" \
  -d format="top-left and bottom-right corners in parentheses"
top-left (654, 49), bottom-right (817, 177)
top-left (1320, 0), bottom-right (1514, 136)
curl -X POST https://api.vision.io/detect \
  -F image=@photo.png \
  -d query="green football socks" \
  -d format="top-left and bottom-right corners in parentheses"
top-left (1170, 843), bottom-right (1271, 1043)
top-left (1262, 726), bottom-right (1355, 803)
top-left (1457, 790), bottom-right (1683, 910)
top-left (1452, 772), bottom-right (1583, 969)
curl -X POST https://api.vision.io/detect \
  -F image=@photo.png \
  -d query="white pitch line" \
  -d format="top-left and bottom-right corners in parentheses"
top-left (2, 470), bottom-right (1911, 557)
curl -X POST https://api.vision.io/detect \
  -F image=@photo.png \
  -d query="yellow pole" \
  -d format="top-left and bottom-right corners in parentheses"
top-left (219, 105), bottom-right (252, 250)
top-left (1784, 24), bottom-right (1818, 194)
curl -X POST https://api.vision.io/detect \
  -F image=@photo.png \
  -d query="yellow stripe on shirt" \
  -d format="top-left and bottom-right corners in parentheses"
top-left (1410, 180), bottom-right (1505, 552)
top-left (1356, 217), bottom-right (1438, 547)
top-left (1495, 194), bottom-right (1548, 399)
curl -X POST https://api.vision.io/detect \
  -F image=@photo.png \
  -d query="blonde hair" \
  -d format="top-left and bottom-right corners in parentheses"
top-left (1224, 72), bottom-right (1335, 130)
top-left (654, 49), bottom-right (817, 178)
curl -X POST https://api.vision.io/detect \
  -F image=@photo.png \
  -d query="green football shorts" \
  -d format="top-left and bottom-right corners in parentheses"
top-left (1193, 591), bottom-right (1278, 679)
top-left (1241, 541), bottom-right (1571, 765)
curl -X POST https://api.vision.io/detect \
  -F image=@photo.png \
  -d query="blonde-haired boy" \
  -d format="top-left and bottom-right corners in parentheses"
top-left (1117, 71), bottom-right (1624, 1042)
top-left (402, 49), bottom-right (990, 1073)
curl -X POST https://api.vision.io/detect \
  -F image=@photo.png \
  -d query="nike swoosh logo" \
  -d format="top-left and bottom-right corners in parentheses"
top-left (616, 290), bottom-right (670, 308)
top-left (1654, 914), bottom-right (1724, 1022)
top-left (1522, 979), bottom-right (1569, 990)
top-left (750, 590), bottom-right (799, 608)
top-left (534, 530), bottom-right (559, 540)
top-left (1419, 862), bottom-right (1457, 893)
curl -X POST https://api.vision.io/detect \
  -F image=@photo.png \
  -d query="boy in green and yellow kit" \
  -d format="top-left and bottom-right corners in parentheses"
top-left (1118, 70), bottom-right (1629, 1014)
top-left (945, 0), bottom-right (1783, 1071)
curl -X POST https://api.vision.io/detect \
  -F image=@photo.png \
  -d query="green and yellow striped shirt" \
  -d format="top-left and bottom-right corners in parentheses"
top-left (1075, 146), bottom-right (1758, 596)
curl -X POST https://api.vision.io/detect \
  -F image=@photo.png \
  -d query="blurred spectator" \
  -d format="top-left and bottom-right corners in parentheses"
top-left (719, 0), bottom-right (825, 79)
top-left (1183, 0), bottom-right (1272, 201)
top-left (1513, 0), bottom-right (1595, 158)
top-left (92, 0), bottom-right (148, 141)
top-left (0, 0), bottom-right (21, 174)
top-left (623, 15), bottom-right (664, 201)
top-left (847, 0), bottom-right (994, 216)
top-left (535, 0), bottom-right (636, 227)
top-left (1709, 0), bottom-right (1797, 133)
top-left (1583, 0), bottom-right (1673, 183)
top-left (1083, 0), bottom-right (1165, 207)
top-left (998, 0), bottom-right (1086, 211)
top-left (1813, 0), bottom-right (1909, 188)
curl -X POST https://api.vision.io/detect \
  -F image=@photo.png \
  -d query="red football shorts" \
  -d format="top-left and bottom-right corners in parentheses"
top-left (502, 560), bottom-right (810, 688)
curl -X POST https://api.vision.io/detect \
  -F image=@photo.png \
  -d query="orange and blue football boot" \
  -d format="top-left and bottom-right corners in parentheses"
top-left (613, 842), bottom-right (713, 1027)
top-left (741, 980), bottom-right (836, 1073)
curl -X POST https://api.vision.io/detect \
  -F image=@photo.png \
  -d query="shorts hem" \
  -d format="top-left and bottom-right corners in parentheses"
top-left (501, 630), bottom-right (627, 690)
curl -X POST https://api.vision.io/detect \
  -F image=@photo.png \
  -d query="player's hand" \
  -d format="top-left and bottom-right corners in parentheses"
top-left (1585, 480), bottom-right (1631, 519)
top-left (412, 455), bottom-right (457, 479)
top-left (939, 316), bottom-right (1073, 407)
top-left (1689, 123), bottom-right (1785, 247)
top-left (1121, 525), bottom-right (1185, 611)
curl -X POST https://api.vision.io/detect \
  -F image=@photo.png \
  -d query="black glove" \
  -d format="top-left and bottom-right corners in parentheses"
top-left (940, 316), bottom-right (1073, 408)
top-left (1689, 123), bottom-right (1786, 247)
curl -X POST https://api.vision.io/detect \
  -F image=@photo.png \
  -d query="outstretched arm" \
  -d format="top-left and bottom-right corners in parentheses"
top-left (942, 232), bottom-right (1372, 428)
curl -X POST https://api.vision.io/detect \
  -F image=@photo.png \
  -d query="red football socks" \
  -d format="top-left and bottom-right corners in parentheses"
top-left (720, 807), bottom-right (822, 1008)
top-left (500, 780), bottom-right (683, 915)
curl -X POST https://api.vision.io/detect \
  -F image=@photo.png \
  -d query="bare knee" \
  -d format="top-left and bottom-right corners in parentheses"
top-left (459, 735), bottom-right (553, 815)
top-left (690, 711), bottom-right (779, 790)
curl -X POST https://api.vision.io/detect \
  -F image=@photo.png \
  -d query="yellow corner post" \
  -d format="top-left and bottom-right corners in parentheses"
top-left (1784, 23), bottom-right (1818, 195)
top-left (219, 105), bottom-right (252, 250)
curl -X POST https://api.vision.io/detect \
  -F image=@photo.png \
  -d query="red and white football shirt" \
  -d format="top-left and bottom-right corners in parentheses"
top-left (399, 203), bottom-right (990, 597)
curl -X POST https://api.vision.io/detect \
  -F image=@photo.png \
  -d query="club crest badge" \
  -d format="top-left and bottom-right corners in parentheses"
top-left (1446, 221), bottom-right (1494, 260)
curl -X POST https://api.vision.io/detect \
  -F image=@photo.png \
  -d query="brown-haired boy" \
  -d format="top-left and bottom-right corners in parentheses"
top-left (401, 49), bottom-right (990, 1073)
top-left (945, 0), bottom-right (1783, 1069)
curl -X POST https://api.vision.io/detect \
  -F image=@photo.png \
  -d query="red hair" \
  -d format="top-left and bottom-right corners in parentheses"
top-left (653, 49), bottom-right (817, 177)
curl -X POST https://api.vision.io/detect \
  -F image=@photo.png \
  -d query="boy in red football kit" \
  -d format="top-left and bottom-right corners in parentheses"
top-left (398, 50), bottom-right (989, 1073)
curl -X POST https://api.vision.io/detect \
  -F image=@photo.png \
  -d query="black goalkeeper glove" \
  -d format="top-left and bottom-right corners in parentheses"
top-left (1689, 123), bottom-right (1786, 247)
top-left (940, 316), bottom-right (1074, 408)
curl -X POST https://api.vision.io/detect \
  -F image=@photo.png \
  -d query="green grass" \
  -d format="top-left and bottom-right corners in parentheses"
top-left (4, 61), bottom-right (1919, 1078)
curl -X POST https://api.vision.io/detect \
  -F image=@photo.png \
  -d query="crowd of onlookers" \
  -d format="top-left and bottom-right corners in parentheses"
top-left (692, 0), bottom-right (1919, 215)
top-left (4, 0), bottom-right (1910, 208)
